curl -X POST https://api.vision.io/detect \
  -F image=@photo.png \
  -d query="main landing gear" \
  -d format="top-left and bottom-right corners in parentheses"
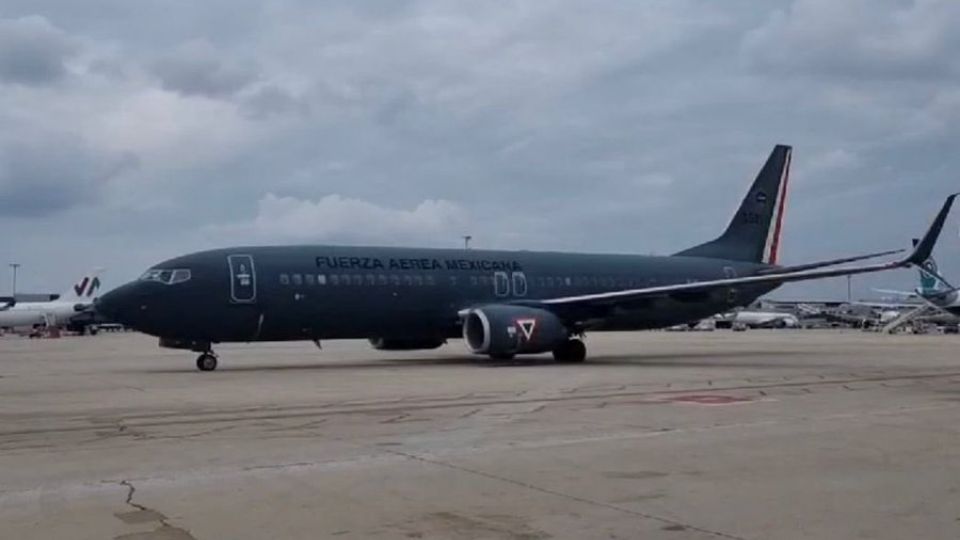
top-left (552, 339), bottom-right (587, 363)
top-left (196, 351), bottom-right (218, 372)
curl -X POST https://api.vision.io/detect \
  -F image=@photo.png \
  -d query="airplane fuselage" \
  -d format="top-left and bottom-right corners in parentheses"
top-left (0, 301), bottom-right (87, 329)
top-left (101, 245), bottom-right (777, 345)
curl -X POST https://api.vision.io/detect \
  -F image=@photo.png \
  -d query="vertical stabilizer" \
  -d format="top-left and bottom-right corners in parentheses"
top-left (59, 269), bottom-right (104, 302)
top-left (913, 238), bottom-right (941, 296)
top-left (676, 145), bottom-right (792, 264)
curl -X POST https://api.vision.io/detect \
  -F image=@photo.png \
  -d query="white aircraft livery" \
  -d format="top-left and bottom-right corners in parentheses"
top-left (0, 270), bottom-right (104, 330)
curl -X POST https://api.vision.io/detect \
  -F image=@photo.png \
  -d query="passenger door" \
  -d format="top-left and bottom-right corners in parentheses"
top-left (494, 271), bottom-right (510, 298)
top-left (224, 254), bottom-right (262, 340)
top-left (228, 254), bottom-right (257, 303)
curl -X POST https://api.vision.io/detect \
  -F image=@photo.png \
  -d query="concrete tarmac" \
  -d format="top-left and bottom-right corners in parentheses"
top-left (1, 330), bottom-right (959, 540)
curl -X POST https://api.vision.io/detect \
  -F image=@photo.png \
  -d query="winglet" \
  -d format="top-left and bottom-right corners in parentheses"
top-left (904, 194), bottom-right (957, 266)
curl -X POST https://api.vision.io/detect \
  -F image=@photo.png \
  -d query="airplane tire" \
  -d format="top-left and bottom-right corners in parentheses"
top-left (196, 353), bottom-right (218, 372)
top-left (553, 339), bottom-right (586, 363)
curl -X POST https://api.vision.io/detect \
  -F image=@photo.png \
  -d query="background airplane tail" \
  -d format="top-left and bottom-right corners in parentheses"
top-left (912, 238), bottom-right (941, 296)
top-left (60, 269), bottom-right (104, 302)
top-left (676, 145), bottom-right (792, 264)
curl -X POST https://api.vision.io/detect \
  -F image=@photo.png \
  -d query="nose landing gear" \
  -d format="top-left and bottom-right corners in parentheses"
top-left (196, 351), bottom-right (218, 371)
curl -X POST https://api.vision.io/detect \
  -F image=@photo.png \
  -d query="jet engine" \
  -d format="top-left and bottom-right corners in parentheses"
top-left (369, 337), bottom-right (446, 350)
top-left (462, 305), bottom-right (569, 357)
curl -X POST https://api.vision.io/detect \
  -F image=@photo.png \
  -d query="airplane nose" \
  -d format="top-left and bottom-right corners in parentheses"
top-left (95, 282), bottom-right (141, 324)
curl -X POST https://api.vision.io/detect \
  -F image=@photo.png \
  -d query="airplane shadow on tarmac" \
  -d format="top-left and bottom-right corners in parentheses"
top-left (136, 350), bottom-right (823, 374)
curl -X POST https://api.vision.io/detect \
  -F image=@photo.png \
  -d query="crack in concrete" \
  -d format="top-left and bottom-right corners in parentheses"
top-left (115, 480), bottom-right (196, 540)
top-left (386, 449), bottom-right (749, 540)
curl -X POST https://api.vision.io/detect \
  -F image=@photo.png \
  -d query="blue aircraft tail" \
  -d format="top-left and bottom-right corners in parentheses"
top-left (676, 145), bottom-right (792, 264)
top-left (914, 238), bottom-right (941, 296)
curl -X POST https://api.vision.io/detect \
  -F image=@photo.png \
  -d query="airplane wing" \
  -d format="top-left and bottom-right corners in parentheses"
top-left (537, 194), bottom-right (956, 310)
top-left (756, 248), bottom-right (904, 275)
top-left (0, 297), bottom-right (14, 311)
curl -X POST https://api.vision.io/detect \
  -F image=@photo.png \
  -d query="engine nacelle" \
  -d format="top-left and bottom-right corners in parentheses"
top-left (462, 305), bottom-right (568, 356)
top-left (369, 337), bottom-right (445, 351)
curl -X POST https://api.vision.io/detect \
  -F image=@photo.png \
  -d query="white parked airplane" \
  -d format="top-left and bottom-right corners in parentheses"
top-left (871, 250), bottom-right (960, 332)
top-left (720, 308), bottom-right (800, 329)
top-left (0, 270), bottom-right (104, 331)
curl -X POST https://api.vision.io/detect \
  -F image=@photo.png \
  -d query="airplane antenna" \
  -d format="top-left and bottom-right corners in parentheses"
top-left (462, 235), bottom-right (472, 250)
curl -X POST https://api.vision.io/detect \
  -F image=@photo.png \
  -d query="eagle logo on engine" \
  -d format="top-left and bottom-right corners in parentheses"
top-left (515, 318), bottom-right (537, 341)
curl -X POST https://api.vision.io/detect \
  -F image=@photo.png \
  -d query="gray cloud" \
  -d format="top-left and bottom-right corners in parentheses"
top-left (239, 84), bottom-right (309, 119)
top-left (742, 0), bottom-right (960, 80)
top-left (150, 40), bottom-right (259, 98)
top-left (0, 133), bottom-right (138, 217)
top-left (0, 15), bottom-right (77, 86)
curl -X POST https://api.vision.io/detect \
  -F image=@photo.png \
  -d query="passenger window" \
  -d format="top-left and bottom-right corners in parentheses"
top-left (352, 275), bottom-right (362, 286)
top-left (546, 277), bottom-right (554, 287)
top-left (304, 274), bottom-right (315, 286)
top-left (340, 274), bottom-right (350, 285)
top-left (426, 275), bottom-right (435, 286)
top-left (564, 277), bottom-right (572, 287)
top-left (279, 273), bottom-right (290, 285)
top-left (403, 275), bottom-right (413, 286)
top-left (292, 274), bottom-right (303, 286)
top-left (378, 274), bottom-right (388, 286)
top-left (413, 275), bottom-right (423, 286)
top-left (318, 274), bottom-right (327, 285)
top-left (390, 275), bottom-right (400, 286)
top-left (449, 276), bottom-right (458, 287)
top-left (330, 274), bottom-right (339, 286)
top-left (365, 274), bottom-right (376, 285)
top-left (470, 276), bottom-right (478, 286)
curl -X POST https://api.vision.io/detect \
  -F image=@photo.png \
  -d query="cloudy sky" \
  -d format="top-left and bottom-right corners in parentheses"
top-left (1, 0), bottom-right (958, 300)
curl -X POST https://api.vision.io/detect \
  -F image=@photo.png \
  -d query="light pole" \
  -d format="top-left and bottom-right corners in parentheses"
top-left (462, 235), bottom-right (472, 250)
top-left (9, 263), bottom-right (20, 298)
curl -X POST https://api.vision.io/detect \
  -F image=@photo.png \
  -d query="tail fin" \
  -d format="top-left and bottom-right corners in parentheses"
top-left (913, 238), bottom-right (941, 295)
top-left (676, 145), bottom-right (792, 264)
top-left (60, 269), bottom-right (104, 302)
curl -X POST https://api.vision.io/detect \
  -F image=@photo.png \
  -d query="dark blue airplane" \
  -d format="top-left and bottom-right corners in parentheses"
top-left (97, 145), bottom-right (955, 371)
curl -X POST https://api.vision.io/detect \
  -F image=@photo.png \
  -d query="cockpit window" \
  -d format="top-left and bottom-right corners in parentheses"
top-left (139, 268), bottom-right (191, 285)
top-left (170, 269), bottom-right (192, 284)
